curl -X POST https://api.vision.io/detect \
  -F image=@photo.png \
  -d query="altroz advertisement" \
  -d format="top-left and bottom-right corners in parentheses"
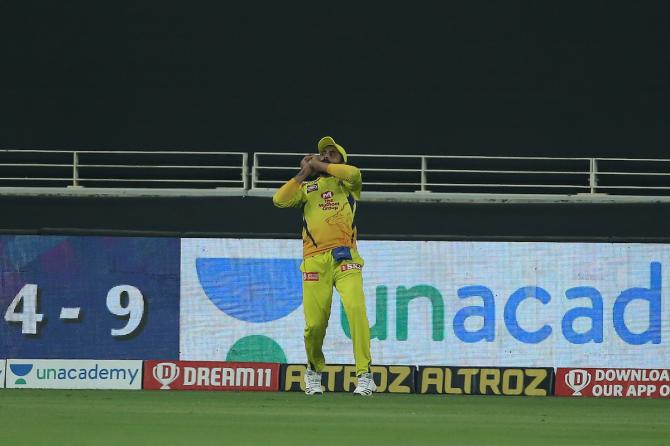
top-left (416, 366), bottom-right (554, 396)
top-left (281, 364), bottom-right (416, 393)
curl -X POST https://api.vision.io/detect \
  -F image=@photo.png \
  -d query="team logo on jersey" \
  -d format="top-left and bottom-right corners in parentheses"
top-left (340, 263), bottom-right (362, 271)
top-left (321, 191), bottom-right (333, 199)
top-left (306, 184), bottom-right (319, 193)
top-left (303, 272), bottom-right (320, 281)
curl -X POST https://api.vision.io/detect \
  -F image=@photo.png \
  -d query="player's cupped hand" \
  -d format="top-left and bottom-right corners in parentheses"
top-left (300, 154), bottom-right (316, 173)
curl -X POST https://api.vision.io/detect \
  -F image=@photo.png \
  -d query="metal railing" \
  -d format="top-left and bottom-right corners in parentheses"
top-left (252, 153), bottom-right (591, 192)
top-left (0, 150), bottom-right (248, 196)
top-left (250, 153), bottom-right (670, 203)
top-left (3, 149), bottom-right (670, 203)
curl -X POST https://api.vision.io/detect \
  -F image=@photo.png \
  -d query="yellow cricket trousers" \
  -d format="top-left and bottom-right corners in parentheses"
top-left (300, 249), bottom-right (371, 376)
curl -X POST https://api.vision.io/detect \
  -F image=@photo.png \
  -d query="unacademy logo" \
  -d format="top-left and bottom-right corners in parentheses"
top-left (196, 258), bottom-right (302, 322)
top-left (10, 363), bottom-right (33, 385)
top-left (35, 364), bottom-right (139, 384)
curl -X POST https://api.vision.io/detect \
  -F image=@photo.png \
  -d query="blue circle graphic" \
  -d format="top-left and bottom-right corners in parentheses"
top-left (196, 258), bottom-right (303, 323)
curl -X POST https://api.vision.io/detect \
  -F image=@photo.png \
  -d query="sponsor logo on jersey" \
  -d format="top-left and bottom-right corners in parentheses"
top-left (318, 190), bottom-right (339, 210)
top-left (307, 184), bottom-right (319, 193)
top-left (340, 263), bottom-right (362, 271)
top-left (303, 272), bottom-right (319, 281)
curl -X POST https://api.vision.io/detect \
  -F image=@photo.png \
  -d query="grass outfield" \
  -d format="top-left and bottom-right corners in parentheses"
top-left (1, 390), bottom-right (669, 446)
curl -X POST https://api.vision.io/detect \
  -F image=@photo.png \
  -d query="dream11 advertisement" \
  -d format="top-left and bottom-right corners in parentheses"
top-left (180, 239), bottom-right (670, 368)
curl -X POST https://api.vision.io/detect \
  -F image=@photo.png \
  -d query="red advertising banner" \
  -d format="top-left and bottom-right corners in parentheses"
top-left (144, 360), bottom-right (280, 391)
top-left (556, 368), bottom-right (670, 398)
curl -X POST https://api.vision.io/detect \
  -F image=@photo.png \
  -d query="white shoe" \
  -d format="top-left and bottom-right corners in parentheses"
top-left (304, 369), bottom-right (324, 395)
top-left (353, 372), bottom-right (377, 396)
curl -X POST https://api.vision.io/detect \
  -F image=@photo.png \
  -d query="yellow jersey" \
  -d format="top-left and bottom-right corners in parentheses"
top-left (272, 164), bottom-right (362, 258)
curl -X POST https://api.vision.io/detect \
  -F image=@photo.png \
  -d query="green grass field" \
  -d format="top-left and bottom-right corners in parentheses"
top-left (1, 390), bottom-right (669, 446)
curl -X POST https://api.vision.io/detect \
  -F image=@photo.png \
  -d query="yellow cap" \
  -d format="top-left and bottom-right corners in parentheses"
top-left (317, 136), bottom-right (347, 163)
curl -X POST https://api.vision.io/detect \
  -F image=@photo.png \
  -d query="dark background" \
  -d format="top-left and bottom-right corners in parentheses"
top-left (1, 1), bottom-right (669, 239)
top-left (1, 1), bottom-right (668, 156)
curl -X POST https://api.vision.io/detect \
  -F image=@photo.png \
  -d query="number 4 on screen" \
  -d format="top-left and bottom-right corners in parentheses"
top-left (4, 284), bottom-right (43, 334)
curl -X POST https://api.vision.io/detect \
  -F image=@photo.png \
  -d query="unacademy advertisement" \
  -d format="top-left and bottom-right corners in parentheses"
top-left (180, 239), bottom-right (670, 368)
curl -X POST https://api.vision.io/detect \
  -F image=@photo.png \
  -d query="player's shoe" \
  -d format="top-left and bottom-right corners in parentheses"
top-left (353, 372), bottom-right (377, 396)
top-left (304, 368), bottom-right (324, 395)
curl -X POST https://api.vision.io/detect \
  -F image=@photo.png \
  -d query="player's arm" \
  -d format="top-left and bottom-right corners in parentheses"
top-left (272, 156), bottom-right (312, 208)
top-left (309, 158), bottom-right (362, 199)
